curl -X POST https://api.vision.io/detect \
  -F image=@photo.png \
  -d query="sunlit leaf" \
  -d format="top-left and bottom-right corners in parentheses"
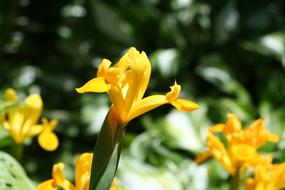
top-left (242, 31), bottom-right (285, 67)
top-left (89, 107), bottom-right (125, 190)
top-left (0, 151), bottom-right (34, 190)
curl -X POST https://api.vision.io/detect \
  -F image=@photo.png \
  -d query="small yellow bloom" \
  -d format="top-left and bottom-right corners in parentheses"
top-left (1, 88), bottom-right (59, 151)
top-left (245, 162), bottom-right (285, 190)
top-left (37, 153), bottom-right (121, 190)
top-left (195, 113), bottom-right (279, 176)
top-left (76, 47), bottom-right (199, 125)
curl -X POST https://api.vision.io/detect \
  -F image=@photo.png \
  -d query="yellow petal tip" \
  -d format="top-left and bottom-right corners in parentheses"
top-left (38, 132), bottom-right (59, 151)
top-left (76, 77), bottom-right (111, 94)
top-left (75, 87), bottom-right (84, 93)
top-left (172, 99), bottom-right (199, 112)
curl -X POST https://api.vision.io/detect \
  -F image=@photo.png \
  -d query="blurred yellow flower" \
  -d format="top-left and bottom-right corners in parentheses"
top-left (195, 113), bottom-right (279, 175)
top-left (1, 88), bottom-right (58, 151)
top-left (76, 47), bottom-right (199, 125)
top-left (37, 153), bottom-right (121, 190)
top-left (245, 162), bottom-right (285, 190)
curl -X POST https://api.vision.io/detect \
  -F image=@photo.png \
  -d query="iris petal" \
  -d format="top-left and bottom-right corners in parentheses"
top-left (75, 153), bottom-right (92, 190)
top-left (22, 94), bottom-right (43, 136)
top-left (208, 124), bottom-right (226, 133)
top-left (27, 124), bottom-right (43, 136)
top-left (195, 150), bottom-right (212, 164)
top-left (76, 77), bottom-right (111, 93)
top-left (37, 179), bottom-right (56, 190)
top-left (52, 163), bottom-right (75, 190)
top-left (38, 131), bottom-right (59, 151)
top-left (231, 144), bottom-right (256, 161)
top-left (207, 133), bottom-right (235, 175)
top-left (171, 99), bottom-right (199, 112)
top-left (128, 95), bottom-right (166, 121)
top-left (76, 48), bottom-right (199, 125)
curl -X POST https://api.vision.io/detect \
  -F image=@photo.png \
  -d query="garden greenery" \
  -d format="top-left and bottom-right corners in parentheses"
top-left (1, 0), bottom-right (285, 190)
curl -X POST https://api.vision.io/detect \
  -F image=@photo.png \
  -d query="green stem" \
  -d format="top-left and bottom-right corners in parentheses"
top-left (89, 107), bottom-right (126, 190)
top-left (13, 143), bottom-right (23, 163)
top-left (230, 172), bottom-right (240, 190)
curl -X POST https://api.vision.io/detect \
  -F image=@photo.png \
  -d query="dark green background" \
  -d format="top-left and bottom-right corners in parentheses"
top-left (1, 0), bottom-right (285, 189)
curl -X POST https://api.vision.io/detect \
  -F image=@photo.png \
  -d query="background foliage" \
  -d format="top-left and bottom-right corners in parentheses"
top-left (1, 0), bottom-right (285, 189)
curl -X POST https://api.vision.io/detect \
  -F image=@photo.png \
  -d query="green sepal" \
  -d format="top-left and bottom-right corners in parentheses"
top-left (89, 106), bottom-right (125, 190)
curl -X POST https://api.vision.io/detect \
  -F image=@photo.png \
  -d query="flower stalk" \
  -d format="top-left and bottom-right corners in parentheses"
top-left (13, 143), bottom-right (23, 162)
top-left (230, 169), bottom-right (240, 190)
top-left (89, 106), bottom-right (125, 190)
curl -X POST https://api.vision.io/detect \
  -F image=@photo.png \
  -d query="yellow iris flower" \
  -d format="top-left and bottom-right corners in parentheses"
top-left (245, 162), bottom-right (285, 190)
top-left (195, 113), bottom-right (279, 175)
top-left (1, 88), bottom-right (58, 151)
top-left (37, 153), bottom-right (121, 190)
top-left (76, 47), bottom-right (199, 125)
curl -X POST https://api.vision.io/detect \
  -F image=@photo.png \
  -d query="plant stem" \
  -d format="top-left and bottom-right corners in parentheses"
top-left (13, 143), bottom-right (23, 162)
top-left (230, 172), bottom-right (240, 190)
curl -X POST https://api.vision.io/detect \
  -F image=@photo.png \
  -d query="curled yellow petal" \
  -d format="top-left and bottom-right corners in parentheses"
top-left (97, 59), bottom-right (112, 77)
top-left (171, 99), bottom-right (199, 112)
top-left (165, 81), bottom-right (199, 112)
top-left (52, 163), bottom-right (66, 186)
top-left (37, 179), bottom-right (57, 190)
top-left (38, 131), bottom-right (59, 151)
top-left (166, 81), bottom-right (181, 102)
top-left (52, 163), bottom-right (74, 190)
top-left (76, 77), bottom-right (111, 93)
top-left (75, 153), bottom-right (92, 190)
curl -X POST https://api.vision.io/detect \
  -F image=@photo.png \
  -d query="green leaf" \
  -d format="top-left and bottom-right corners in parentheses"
top-left (88, 0), bottom-right (132, 44)
top-left (0, 128), bottom-right (13, 148)
top-left (241, 31), bottom-right (285, 67)
top-left (0, 151), bottom-right (34, 190)
top-left (0, 100), bottom-right (19, 113)
top-left (89, 107), bottom-right (125, 190)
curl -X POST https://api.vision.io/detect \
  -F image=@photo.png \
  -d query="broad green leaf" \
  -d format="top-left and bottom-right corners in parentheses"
top-left (0, 151), bottom-right (34, 190)
top-left (89, 106), bottom-right (125, 190)
top-left (118, 156), bottom-right (183, 190)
